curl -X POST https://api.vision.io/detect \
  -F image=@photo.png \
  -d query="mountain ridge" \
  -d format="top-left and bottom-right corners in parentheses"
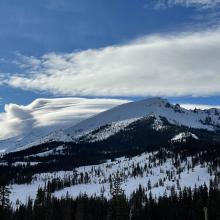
top-left (1, 97), bottom-right (220, 153)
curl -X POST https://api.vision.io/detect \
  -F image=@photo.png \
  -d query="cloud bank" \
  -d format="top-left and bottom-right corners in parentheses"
top-left (5, 30), bottom-right (220, 98)
top-left (0, 97), bottom-right (129, 140)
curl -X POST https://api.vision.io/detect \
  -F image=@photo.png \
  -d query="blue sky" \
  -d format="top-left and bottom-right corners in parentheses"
top-left (1, 0), bottom-right (220, 112)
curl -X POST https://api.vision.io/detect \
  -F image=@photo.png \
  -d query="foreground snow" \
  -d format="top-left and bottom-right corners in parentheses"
top-left (10, 151), bottom-right (214, 206)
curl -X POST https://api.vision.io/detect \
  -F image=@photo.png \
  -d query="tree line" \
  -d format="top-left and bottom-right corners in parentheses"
top-left (1, 172), bottom-right (220, 220)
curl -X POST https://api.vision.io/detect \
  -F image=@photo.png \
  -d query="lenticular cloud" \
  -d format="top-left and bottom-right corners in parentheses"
top-left (0, 97), bottom-right (129, 140)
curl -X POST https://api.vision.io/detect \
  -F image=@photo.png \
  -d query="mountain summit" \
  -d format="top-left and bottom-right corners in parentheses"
top-left (1, 97), bottom-right (220, 153)
top-left (64, 97), bottom-right (220, 139)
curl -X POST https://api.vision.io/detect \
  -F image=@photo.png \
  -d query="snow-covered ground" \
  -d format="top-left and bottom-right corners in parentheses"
top-left (9, 151), bottom-right (214, 206)
top-left (80, 117), bottom-right (141, 142)
top-left (171, 132), bottom-right (199, 143)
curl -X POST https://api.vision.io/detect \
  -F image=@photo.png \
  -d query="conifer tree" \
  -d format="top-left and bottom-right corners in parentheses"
top-left (34, 187), bottom-right (47, 220)
top-left (0, 174), bottom-right (11, 209)
top-left (109, 171), bottom-right (129, 220)
top-left (0, 174), bottom-right (11, 220)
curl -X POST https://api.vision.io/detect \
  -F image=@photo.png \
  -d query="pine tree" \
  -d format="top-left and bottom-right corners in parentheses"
top-left (34, 187), bottom-right (47, 220)
top-left (75, 194), bottom-right (88, 220)
top-left (0, 174), bottom-right (11, 220)
top-left (109, 171), bottom-right (129, 220)
top-left (0, 174), bottom-right (11, 209)
top-left (110, 172), bottom-right (124, 198)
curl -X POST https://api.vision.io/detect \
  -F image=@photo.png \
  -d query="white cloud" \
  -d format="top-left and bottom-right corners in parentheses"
top-left (5, 30), bottom-right (220, 97)
top-left (0, 97), bottom-right (129, 140)
top-left (180, 103), bottom-right (220, 110)
top-left (153, 0), bottom-right (220, 9)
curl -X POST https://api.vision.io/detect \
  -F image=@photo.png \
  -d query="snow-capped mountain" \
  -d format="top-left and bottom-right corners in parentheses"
top-left (59, 97), bottom-right (220, 145)
top-left (2, 98), bottom-right (220, 207)
top-left (1, 97), bottom-right (220, 153)
top-left (64, 97), bottom-right (220, 140)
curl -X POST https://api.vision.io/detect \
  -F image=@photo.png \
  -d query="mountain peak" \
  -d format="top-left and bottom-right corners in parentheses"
top-left (3, 97), bottom-right (220, 153)
top-left (65, 97), bottom-right (220, 139)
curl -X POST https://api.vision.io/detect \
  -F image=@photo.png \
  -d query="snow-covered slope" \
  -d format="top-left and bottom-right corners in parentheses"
top-left (9, 150), bottom-right (215, 205)
top-left (78, 115), bottom-right (168, 143)
top-left (78, 117), bottom-right (141, 143)
top-left (13, 130), bottom-right (72, 152)
top-left (0, 129), bottom-right (52, 154)
top-left (2, 97), bottom-right (220, 153)
top-left (0, 128), bottom-right (71, 154)
top-left (64, 97), bottom-right (220, 140)
top-left (171, 132), bottom-right (199, 143)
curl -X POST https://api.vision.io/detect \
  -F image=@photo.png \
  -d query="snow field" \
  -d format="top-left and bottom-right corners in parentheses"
top-left (10, 150), bottom-right (214, 206)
